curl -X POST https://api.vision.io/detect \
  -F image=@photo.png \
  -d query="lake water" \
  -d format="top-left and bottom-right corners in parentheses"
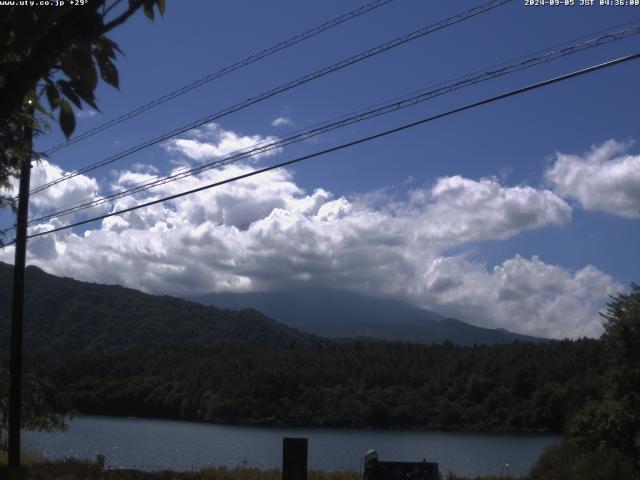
top-left (23, 416), bottom-right (559, 478)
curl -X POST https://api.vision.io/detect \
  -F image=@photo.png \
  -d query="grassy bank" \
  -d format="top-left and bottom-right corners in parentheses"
top-left (0, 460), bottom-right (512, 480)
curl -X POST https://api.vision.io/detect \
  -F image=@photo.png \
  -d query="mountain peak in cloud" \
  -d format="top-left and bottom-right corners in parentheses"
top-left (189, 287), bottom-right (549, 345)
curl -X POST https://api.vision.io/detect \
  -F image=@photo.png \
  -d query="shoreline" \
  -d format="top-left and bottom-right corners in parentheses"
top-left (62, 412), bottom-right (562, 436)
top-left (23, 415), bottom-right (556, 478)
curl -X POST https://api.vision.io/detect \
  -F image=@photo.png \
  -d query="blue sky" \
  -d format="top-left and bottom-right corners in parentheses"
top-left (2, 0), bottom-right (639, 338)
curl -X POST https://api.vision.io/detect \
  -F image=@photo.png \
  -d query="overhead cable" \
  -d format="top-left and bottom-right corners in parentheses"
top-left (43, 0), bottom-right (399, 155)
top-left (30, 0), bottom-right (511, 195)
top-left (28, 21), bottom-right (640, 224)
top-left (20, 51), bottom-right (640, 241)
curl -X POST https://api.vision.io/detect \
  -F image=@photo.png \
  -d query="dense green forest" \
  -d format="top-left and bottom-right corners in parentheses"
top-left (24, 339), bottom-right (604, 433)
top-left (0, 262), bottom-right (611, 434)
top-left (1, 263), bottom-right (638, 477)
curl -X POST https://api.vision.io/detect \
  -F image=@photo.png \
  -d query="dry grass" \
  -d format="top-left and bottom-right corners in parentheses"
top-left (0, 461), bottom-right (363, 480)
top-left (0, 459), bottom-right (523, 480)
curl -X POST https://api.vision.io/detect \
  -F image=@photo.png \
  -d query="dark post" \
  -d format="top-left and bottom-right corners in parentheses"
top-left (8, 101), bottom-right (34, 480)
top-left (282, 437), bottom-right (308, 480)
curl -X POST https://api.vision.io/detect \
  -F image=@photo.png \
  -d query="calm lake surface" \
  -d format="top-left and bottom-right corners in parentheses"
top-left (23, 416), bottom-right (559, 477)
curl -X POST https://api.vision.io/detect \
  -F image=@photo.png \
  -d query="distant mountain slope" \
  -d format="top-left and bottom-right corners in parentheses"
top-left (190, 289), bottom-right (548, 345)
top-left (0, 262), bottom-right (315, 353)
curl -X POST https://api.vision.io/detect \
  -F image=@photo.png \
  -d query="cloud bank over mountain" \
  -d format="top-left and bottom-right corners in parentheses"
top-left (1, 126), bottom-right (631, 338)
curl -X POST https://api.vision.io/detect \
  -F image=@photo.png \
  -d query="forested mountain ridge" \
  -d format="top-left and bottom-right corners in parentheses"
top-left (0, 261), bottom-right (546, 352)
top-left (0, 262), bottom-right (316, 352)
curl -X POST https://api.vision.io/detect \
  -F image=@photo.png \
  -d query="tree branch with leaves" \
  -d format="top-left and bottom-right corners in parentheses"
top-left (0, 0), bottom-right (166, 245)
top-left (0, 367), bottom-right (74, 451)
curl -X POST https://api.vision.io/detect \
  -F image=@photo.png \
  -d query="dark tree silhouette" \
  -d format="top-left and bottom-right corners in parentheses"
top-left (0, 0), bottom-right (166, 241)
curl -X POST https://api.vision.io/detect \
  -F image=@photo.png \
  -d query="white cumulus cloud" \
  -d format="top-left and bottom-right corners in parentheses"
top-left (545, 139), bottom-right (640, 218)
top-left (271, 116), bottom-right (294, 127)
top-left (0, 129), bottom-right (623, 339)
top-left (163, 123), bottom-right (281, 162)
top-left (0, 158), bottom-right (106, 226)
top-left (408, 175), bottom-right (572, 244)
top-left (412, 255), bottom-right (618, 339)
top-left (7, 159), bottom-right (100, 212)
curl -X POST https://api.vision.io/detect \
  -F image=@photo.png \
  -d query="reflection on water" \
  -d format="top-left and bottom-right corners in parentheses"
top-left (23, 415), bottom-right (559, 477)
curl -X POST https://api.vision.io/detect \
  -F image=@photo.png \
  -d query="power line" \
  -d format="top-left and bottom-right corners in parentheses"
top-left (27, 21), bottom-right (640, 224)
top-left (21, 51), bottom-right (640, 242)
top-left (43, 0), bottom-right (398, 155)
top-left (30, 0), bottom-right (511, 196)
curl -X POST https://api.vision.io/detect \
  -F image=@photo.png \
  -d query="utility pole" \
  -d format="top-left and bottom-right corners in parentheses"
top-left (8, 100), bottom-right (34, 480)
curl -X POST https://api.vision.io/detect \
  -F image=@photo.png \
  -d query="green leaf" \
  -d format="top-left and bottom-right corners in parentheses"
top-left (33, 98), bottom-right (49, 116)
top-left (143, 1), bottom-right (154, 20)
top-left (157, 0), bottom-right (166, 16)
top-left (60, 52), bottom-right (80, 80)
top-left (72, 85), bottom-right (99, 110)
top-left (57, 80), bottom-right (82, 108)
top-left (97, 36), bottom-right (121, 59)
top-left (46, 85), bottom-right (60, 110)
top-left (79, 60), bottom-right (98, 93)
top-left (59, 99), bottom-right (76, 139)
top-left (70, 75), bottom-right (97, 106)
top-left (99, 59), bottom-right (119, 89)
